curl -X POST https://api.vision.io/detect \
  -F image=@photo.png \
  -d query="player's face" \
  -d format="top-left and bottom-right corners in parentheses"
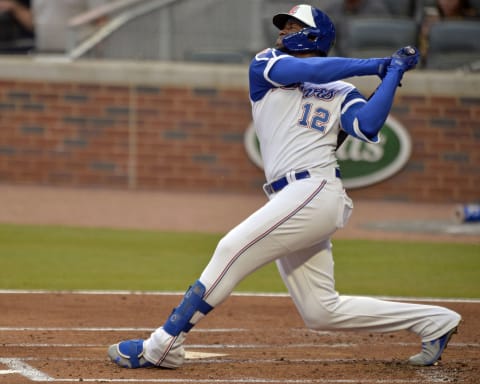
top-left (275, 18), bottom-right (306, 49)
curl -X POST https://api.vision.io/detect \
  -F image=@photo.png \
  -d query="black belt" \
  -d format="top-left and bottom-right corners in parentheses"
top-left (264, 169), bottom-right (341, 195)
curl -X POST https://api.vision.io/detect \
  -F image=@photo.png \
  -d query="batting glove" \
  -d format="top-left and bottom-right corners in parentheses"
top-left (389, 46), bottom-right (420, 73)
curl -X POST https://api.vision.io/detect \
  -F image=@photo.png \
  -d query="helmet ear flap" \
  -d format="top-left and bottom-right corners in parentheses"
top-left (306, 30), bottom-right (318, 42)
top-left (310, 28), bottom-right (336, 55)
top-left (282, 26), bottom-right (333, 56)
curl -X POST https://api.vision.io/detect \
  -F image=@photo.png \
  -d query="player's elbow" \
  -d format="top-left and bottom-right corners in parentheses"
top-left (355, 115), bottom-right (384, 140)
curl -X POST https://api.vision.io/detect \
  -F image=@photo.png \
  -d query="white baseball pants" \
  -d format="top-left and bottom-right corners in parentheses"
top-left (200, 168), bottom-right (460, 340)
top-left (145, 168), bottom-right (460, 364)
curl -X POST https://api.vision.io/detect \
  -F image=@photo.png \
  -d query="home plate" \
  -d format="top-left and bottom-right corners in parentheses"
top-left (186, 351), bottom-right (228, 359)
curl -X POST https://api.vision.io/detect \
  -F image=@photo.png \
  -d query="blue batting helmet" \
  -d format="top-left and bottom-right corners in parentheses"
top-left (273, 4), bottom-right (336, 56)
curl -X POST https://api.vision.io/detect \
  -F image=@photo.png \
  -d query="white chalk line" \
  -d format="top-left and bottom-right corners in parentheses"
top-left (1, 342), bottom-right (349, 348)
top-left (0, 378), bottom-right (444, 384)
top-left (0, 289), bottom-right (478, 303)
top-left (3, 326), bottom-right (477, 349)
top-left (2, 341), bottom-right (477, 350)
top-left (9, 355), bottom-right (471, 365)
top-left (56, 379), bottom-right (450, 383)
top-left (0, 358), bottom-right (53, 381)
top-left (0, 326), bottom-right (245, 332)
top-left (0, 369), bottom-right (17, 375)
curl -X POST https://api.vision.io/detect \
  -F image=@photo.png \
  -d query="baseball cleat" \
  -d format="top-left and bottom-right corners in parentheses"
top-left (408, 327), bottom-right (458, 366)
top-left (108, 339), bottom-right (154, 368)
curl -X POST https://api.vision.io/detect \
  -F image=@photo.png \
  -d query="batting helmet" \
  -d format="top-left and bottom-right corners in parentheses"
top-left (273, 4), bottom-right (336, 56)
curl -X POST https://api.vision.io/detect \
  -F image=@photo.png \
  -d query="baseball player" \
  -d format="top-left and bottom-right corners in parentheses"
top-left (108, 4), bottom-right (461, 369)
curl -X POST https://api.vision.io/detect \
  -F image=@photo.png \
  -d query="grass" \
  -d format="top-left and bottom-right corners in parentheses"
top-left (0, 223), bottom-right (478, 298)
top-left (331, 240), bottom-right (479, 298)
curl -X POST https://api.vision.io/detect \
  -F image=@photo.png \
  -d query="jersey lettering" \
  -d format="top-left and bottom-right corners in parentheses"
top-left (300, 84), bottom-right (336, 100)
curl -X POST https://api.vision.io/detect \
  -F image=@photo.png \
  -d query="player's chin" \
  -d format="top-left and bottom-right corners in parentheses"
top-left (274, 38), bottom-right (284, 50)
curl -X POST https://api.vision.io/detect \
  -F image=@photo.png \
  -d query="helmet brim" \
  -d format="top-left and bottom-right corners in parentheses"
top-left (272, 14), bottom-right (290, 30)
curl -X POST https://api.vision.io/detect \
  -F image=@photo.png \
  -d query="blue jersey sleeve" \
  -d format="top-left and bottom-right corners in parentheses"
top-left (269, 56), bottom-right (389, 86)
top-left (339, 90), bottom-right (376, 142)
top-left (249, 49), bottom-right (390, 102)
top-left (341, 67), bottom-right (404, 142)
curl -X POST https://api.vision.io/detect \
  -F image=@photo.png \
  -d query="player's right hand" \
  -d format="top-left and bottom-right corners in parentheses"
top-left (389, 46), bottom-right (420, 73)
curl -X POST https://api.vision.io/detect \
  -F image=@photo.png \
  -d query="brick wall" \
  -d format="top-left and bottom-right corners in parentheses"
top-left (0, 58), bottom-right (478, 202)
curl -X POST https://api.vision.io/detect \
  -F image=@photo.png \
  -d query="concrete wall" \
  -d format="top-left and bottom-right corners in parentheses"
top-left (0, 56), bottom-right (478, 202)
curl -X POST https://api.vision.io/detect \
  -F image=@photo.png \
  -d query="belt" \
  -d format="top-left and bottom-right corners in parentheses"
top-left (263, 168), bottom-right (341, 195)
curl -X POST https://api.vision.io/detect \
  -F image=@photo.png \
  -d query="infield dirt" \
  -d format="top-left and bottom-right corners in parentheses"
top-left (1, 292), bottom-right (479, 383)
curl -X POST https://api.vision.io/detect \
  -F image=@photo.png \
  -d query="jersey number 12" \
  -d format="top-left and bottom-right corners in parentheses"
top-left (298, 103), bottom-right (330, 133)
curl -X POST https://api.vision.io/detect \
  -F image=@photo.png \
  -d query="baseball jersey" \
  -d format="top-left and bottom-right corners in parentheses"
top-left (249, 48), bottom-right (370, 182)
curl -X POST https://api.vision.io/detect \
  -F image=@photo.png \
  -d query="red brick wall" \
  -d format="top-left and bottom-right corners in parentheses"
top-left (0, 80), bottom-right (263, 193)
top-left (0, 77), bottom-right (478, 203)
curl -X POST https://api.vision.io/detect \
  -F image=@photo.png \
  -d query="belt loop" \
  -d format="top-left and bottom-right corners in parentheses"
top-left (286, 170), bottom-right (296, 184)
top-left (262, 183), bottom-right (273, 196)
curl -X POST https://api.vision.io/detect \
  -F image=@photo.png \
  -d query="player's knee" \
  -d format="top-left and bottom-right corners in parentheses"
top-left (215, 234), bottom-right (239, 255)
top-left (302, 308), bottom-right (334, 330)
top-left (300, 297), bottom-right (339, 330)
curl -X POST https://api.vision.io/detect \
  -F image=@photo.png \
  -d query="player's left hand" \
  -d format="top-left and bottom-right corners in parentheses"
top-left (390, 46), bottom-right (420, 73)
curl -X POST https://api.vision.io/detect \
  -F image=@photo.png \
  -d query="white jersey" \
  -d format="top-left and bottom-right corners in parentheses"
top-left (250, 49), bottom-right (357, 182)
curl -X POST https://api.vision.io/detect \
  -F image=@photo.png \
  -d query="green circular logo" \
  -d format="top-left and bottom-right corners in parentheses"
top-left (244, 116), bottom-right (412, 189)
